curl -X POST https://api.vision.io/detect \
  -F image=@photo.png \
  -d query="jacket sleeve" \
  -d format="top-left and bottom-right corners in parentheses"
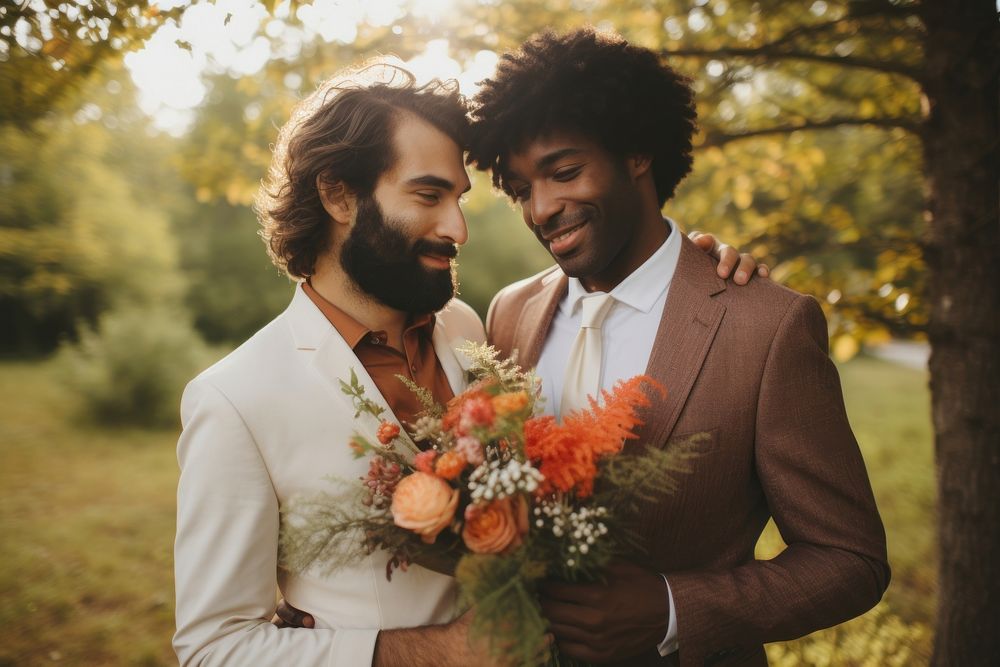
top-left (666, 295), bottom-right (890, 666)
top-left (173, 378), bottom-right (379, 666)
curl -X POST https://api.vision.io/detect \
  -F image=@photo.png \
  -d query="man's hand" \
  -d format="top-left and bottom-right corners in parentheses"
top-left (690, 230), bottom-right (770, 285)
top-left (540, 560), bottom-right (669, 663)
top-left (272, 601), bottom-right (506, 666)
top-left (272, 598), bottom-right (314, 629)
top-left (374, 607), bottom-right (513, 667)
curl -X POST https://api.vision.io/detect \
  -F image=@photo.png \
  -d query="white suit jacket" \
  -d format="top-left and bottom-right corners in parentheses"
top-left (174, 284), bottom-right (486, 666)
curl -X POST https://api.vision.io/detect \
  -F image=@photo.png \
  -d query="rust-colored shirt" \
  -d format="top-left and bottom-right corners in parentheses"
top-left (302, 281), bottom-right (455, 429)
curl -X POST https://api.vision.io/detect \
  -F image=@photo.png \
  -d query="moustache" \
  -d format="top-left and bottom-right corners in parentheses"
top-left (413, 238), bottom-right (459, 260)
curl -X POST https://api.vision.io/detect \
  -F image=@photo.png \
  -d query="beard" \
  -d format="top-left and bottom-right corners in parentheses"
top-left (339, 194), bottom-right (458, 314)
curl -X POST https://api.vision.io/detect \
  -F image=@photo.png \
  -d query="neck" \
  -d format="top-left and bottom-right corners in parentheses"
top-left (310, 253), bottom-right (408, 348)
top-left (582, 201), bottom-right (670, 293)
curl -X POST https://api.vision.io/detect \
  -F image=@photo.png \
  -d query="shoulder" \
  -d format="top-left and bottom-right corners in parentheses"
top-left (436, 298), bottom-right (486, 343)
top-left (488, 265), bottom-right (562, 321)
top-left (710, 276), bottom-right (831, 366)
top-left (182, 312), bottom-right (294, 411)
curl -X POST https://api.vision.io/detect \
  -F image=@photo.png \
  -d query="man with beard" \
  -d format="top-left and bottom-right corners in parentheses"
top-left (174, 63), bottom-right (760, 666)
top-left (172, 68), bottom-right (490, 666)
top-left (468, 29), bottom-right (889, 666)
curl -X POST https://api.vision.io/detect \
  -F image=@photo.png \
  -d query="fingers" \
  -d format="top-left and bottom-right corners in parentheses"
top-left (539, 597), bottom-right (601, 629)
top-left (538, 580), bottom-right (601, 605)
top-left (690, 231), bottom-right (772, 284)
top-left (547, 621), bottom-right (600, 645)
top-left (715, 244), bottom-right (742, 281)
top-left (553, 638), bottom-right (615, 664)
top-left (546, 614), bottom-right (613, 662)
top-left (690, 231), bottom-right (738, 278)
top-left (274, 600), bottom-right (315, 629)
top-left (688, 230), bottom-right (718, 253)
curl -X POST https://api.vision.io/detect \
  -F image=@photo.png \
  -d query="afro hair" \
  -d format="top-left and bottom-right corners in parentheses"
top-left (467, 28), bottom-right (698, 207)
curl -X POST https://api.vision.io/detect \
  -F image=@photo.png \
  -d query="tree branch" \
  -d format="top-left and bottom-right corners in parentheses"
top-left (699, 116), bottom-right (920, 148)
top-left (663, 45), bottom-right (921, 81)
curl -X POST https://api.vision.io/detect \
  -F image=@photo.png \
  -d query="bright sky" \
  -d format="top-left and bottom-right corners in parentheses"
top-left (125, 0), bottom-right (498, 135)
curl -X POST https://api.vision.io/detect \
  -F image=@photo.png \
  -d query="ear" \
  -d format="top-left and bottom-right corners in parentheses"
top-left (626, 154), bottom-right (653, 180)
top-left (316, 175), bottom-right (356, 226)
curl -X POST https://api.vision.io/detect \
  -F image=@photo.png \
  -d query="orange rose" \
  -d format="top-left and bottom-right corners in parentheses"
top-left (462, 496), bottom-right (529, 554)
top-left (391, 472), bottom-right (459, 544)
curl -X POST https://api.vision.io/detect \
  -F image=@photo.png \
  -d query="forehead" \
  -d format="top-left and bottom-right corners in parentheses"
top-left (382, 112), bottom-right (469, 187)
top-left (505, 130), bottom-right (607, 176)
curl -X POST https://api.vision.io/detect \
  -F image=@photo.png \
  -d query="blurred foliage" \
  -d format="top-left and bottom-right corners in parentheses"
top-left (166, 0), bottom-right (926, 350)
top-left (0, 1), bottom-right (183, 127)
top-left (1, 0), bottom-right (927, 356)
top-left (766, 602), bottom-right (931, 667)
top-left (0, 66), bottom-right (185, 353)
top-left (172, 73), bottom-right (296, 342)
top-left (55, 305), bottom-right (213, 427)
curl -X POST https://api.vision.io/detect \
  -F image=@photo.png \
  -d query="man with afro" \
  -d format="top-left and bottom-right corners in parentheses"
top-left (470, 28), bottom-right (889, 667)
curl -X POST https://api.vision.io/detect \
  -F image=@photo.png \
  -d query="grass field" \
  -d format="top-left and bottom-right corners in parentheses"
top-left (0, 355), bottom-right (936, 666)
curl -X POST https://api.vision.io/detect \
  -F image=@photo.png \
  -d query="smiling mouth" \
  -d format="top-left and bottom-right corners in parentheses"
top-left (420, 253), bottom-right (453, 270)
top-left (544, 222), bottom-right (588, 256)
top-left (546, 225), bottom-right (583, 243)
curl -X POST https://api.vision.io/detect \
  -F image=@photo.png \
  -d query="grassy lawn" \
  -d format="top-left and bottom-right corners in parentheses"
top-left (0, 361), bottom-right (178, 666)
top-left (0, 355), bottom-right (935, 666)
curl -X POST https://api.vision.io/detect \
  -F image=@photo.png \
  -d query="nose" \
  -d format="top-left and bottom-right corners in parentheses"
top-left (436, 199), bottom-right (468, 246)
top-left (528, 182), bottom-right (564, 227)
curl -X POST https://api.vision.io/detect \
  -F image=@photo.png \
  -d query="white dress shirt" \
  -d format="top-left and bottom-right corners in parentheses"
top-left (535, 218), bottom-right (681, 656)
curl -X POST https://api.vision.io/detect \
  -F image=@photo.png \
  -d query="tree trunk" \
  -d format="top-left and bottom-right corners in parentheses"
top-left (921, 1), bottom-right (1000, 664)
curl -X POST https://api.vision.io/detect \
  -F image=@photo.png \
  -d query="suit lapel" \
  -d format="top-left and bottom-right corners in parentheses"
top-left (285, 284), bottom-right (417, 458)
top-left (513, 271), bottom-right (567, 369)
top-left (638, 236), bottom-right (727, 448)
top-left (431, 311), bottom-right (474, 396)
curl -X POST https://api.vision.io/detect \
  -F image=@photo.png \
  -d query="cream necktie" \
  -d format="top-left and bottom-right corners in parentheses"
top-left (560, 293), bottom-right (616, 420)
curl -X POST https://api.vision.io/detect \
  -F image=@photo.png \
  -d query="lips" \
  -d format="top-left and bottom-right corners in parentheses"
top-left (543, 221), bottom-right (587, 256)
top-left (419, 253), bottom-right (453, 270)
top-left (414, 239), bottom-right (457, 271)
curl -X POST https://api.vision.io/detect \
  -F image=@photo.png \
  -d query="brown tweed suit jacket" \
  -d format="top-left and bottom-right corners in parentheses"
top-left (485, 235), bottom-right (890, 667)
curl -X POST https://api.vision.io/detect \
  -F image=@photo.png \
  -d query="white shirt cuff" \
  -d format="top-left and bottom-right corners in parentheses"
top-left (656, 574), bottom-right (679, 656)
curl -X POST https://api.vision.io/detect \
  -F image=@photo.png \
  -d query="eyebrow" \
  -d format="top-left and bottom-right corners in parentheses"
top-left (406, 175), bottom-right (471, 194)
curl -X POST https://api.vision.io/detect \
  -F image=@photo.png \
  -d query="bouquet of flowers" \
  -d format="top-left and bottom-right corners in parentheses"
top-left (280, 342), bottom-right (697, 665)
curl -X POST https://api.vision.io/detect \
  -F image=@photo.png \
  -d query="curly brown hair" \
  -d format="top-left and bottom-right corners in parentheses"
top-left (466, 28), bottom-right (698, 207)
top-left (256, 63), bottom-right (468, 279)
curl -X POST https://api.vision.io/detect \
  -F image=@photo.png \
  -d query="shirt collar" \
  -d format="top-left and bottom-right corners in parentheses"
top-left (301, 280), bottom-right (435, 349)
top-left (564, 218), bottom-right (681, 315)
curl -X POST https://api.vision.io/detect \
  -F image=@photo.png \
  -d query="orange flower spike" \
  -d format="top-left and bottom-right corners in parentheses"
top-left (434, 450), bottom-right (467, 480)
top-left (526, 375), bottom-right (664, 497)
top-left (376, 421), bottom-right (401, 445)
